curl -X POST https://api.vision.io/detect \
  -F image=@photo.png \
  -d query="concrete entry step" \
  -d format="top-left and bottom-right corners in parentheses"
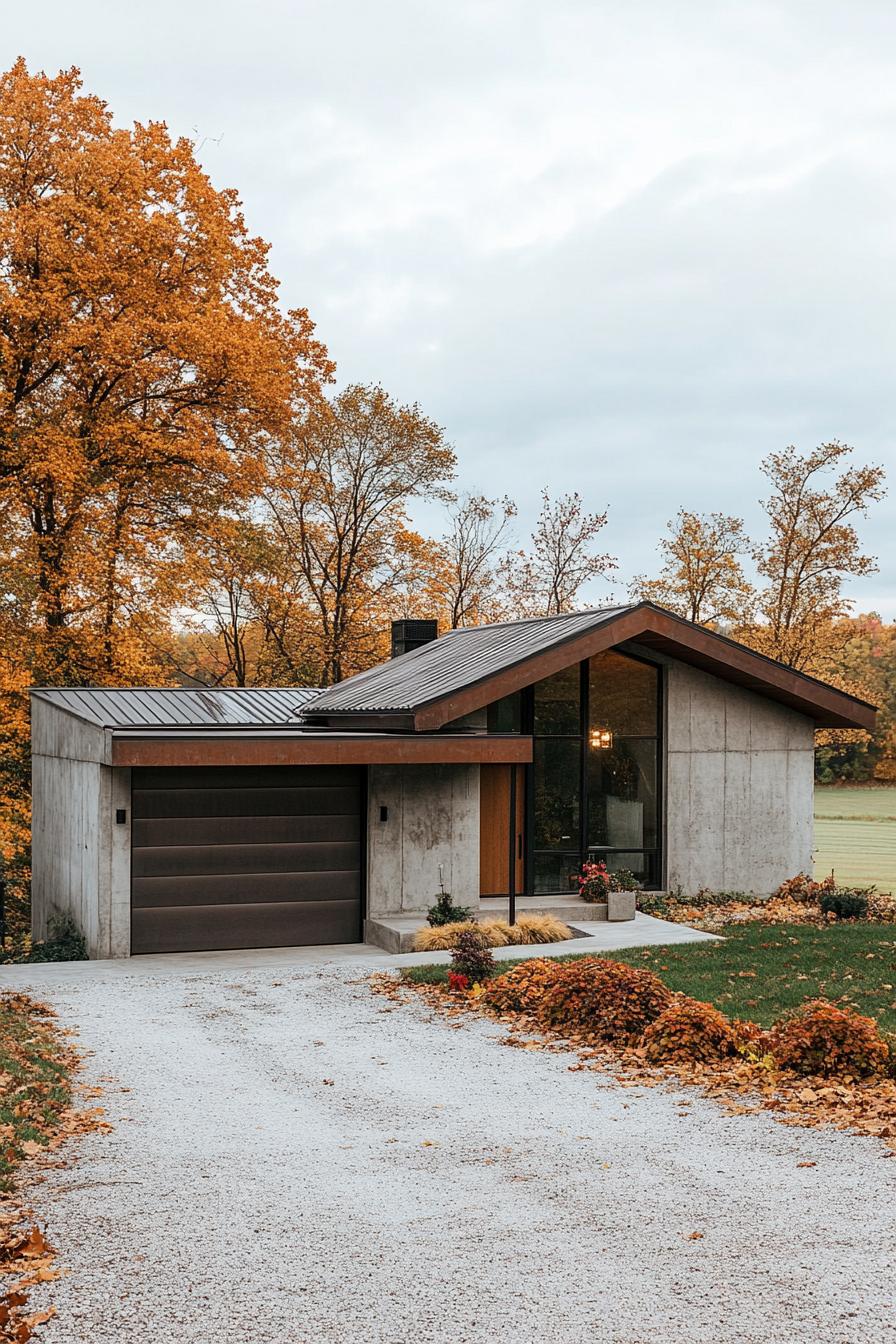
top-left (365, 893), bottom-right (646, 953)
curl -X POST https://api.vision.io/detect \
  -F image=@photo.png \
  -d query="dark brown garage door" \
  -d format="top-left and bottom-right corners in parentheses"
top-left (131, 766), bottom-right (362, 954)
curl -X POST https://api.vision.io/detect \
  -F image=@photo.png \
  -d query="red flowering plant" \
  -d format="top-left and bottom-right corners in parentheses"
top-left (578, 861), bottom-right (611, 904)
top-left (447, 971), bottom-right (470, 994)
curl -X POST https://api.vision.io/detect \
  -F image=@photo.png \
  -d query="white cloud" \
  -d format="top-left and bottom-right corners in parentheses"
top-left (4, 0), bottom-right (895, 613)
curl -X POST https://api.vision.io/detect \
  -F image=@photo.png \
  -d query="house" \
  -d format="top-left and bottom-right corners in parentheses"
top-left (29, 603), bottom-right (875, 958)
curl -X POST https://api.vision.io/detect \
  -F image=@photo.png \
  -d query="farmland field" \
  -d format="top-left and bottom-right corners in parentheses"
top-left (814, 785), bottom-right (896, 893)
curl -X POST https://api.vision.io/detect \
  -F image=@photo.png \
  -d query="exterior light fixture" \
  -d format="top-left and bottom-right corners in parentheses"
top-left (589, 727), bottom-right (613, 750)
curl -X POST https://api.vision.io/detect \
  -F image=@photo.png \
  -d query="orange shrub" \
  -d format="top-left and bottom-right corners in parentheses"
top-left (484, 958), bottom-right (565, 1014)
top-left (731, 1018), bottom-right (770, 1059)
top-left (537, 957), bottom-right (672, 1043)
top-left (641, 996), bottom-right (737, 1064)
top-left (768, 1000), bottom-right (890, 1079)
top-left (774, 873), bottom-right (836, 905)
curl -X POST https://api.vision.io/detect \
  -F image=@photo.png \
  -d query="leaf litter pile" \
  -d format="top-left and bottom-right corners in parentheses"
top-left (0, 991), bottom-right (110, 1341)
top-left (371, 971), bottom-right (896, 1155)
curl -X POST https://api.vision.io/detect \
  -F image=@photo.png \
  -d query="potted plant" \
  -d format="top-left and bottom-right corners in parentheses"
top-left (607, 867), bottom-right (640, 922)
top-left (578, 861), bottom-right (611, 905)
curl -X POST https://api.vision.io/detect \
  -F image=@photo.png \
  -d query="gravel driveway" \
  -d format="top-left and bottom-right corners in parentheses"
top-left (11, 963), bottom-right (895, 1344)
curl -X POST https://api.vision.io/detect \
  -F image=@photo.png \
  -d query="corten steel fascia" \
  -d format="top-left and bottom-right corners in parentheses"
top-left (411, 607), bottom-right (877, 733)
top-left (111, 734), bottom-right (534, 768)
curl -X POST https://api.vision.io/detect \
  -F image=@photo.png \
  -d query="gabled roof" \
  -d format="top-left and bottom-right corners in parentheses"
top-left (307, 606), bottom-right (630, 714)
top-left (305, 602), bottom-right (877, 733)
top-left (30, 686), bottom-right (321, 731)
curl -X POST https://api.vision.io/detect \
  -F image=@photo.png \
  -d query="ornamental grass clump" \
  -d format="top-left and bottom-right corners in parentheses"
top-left (641, 996), bottom-right (737, 1064)
top-left (414, 915), bottom-right (572, 952)
top-left (768, 1000), bottom-right (890, 1079)
top-left (450, 928), bottom-right (495, 983)
top-left (414, 921), bottom-right (480, 952)
top-left (537, 957), bottom-right (672, 1044)
top-left (512, 914), bottom-right (573, 944)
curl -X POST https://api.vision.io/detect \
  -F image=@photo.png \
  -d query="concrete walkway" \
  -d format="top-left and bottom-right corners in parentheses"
top-left (0, 913), bottom-right (716, 986)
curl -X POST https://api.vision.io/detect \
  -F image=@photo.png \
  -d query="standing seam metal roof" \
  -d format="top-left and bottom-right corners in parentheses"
top-left (30, 687), bottom-right (322, 730)
top-left (306, 606), bottom-right (633, 713)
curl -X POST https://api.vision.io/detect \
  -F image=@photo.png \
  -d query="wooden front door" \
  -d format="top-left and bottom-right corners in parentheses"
top-left (479, 764), bottom-right (525, 897)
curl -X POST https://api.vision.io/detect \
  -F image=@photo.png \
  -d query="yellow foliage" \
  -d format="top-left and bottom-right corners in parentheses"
top-left (413, 915), bottom-right (573, 952)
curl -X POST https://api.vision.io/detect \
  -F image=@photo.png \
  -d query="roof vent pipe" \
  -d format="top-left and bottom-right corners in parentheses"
top-left (391, 619), bottom-right (438, 658)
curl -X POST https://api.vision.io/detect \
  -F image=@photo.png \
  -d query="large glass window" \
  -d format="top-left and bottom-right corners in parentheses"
top-left (525, 650), bottom-right (661, 893)
top-left (586, 652), bottom-right (660, 886)
top-left (487, 692), bottom-right (522, 733)
top-left (533, 665), bottom-right (581, 735)
top-left (533, 739), bottom-right (580, 850)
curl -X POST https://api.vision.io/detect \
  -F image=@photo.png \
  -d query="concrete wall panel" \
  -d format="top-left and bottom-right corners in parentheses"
top-left (31, 700), bottom-right (131, 957)
top-left (367, 764), bottom-right (479, 915)
top-left (664, 658), bottom-right (815, 896)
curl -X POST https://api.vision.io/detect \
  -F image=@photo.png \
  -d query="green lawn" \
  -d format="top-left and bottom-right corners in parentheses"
top-left (404, 923), bottom-right (896, 1031)
top-left (814, 784), bottom-right (896, 894)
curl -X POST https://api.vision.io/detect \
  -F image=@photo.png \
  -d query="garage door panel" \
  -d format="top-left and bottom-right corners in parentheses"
top-left (132, 840), bottom-right (360, 878)
top-left (130, 765), bottom-right (362, 953)
top-left (132, 869), bottom-right (360, 909)
top-left (134, 765), bottom-right (360, 791)
top-left (131, 899), bottom-right (361, 954)
top-left (132, 813), bottom-right (361, 848)
top-left (133, 784), bottom-right (360, 820)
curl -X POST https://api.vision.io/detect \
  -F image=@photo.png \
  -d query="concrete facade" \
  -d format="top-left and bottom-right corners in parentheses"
top-left (31, 699), bottom-right (132, 958)
top-left (365, 763), bottom-right (480, 920)
top-left (656, 651), bottom-right (815, 895)
top-left (30, 644), bottom-right (820, 958)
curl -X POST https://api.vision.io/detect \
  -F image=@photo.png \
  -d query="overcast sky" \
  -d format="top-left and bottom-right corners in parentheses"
top-left (6, 1), bottom-right (895, 615)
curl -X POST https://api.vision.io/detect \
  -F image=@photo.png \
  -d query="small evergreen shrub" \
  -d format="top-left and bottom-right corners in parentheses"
top-left (818, 888), bottom-right (869, 921)
top-left (426, 889), bottom-right (472, 928)
top-left (641, 996), bottom-right (737, 1064)
top-left (768, 1000), bottom-right (889, 1079)
top-left (450, 928), bottom-right (495, 983)
top-left (537, 957), bottom-right (672, 1043)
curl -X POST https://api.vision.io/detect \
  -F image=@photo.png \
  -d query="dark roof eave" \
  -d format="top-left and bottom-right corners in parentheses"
top-left (408, 604), bottom-right (877, 732)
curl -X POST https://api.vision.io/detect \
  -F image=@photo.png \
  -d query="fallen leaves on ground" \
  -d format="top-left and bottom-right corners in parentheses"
top-left (0, 992), bottom-right (111, 1341)
top-left (372, 974), bottom-right (896, 1155)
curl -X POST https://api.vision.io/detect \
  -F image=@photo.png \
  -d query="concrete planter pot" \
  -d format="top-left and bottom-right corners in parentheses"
top-left (607, 891), bottom-right (637, 922)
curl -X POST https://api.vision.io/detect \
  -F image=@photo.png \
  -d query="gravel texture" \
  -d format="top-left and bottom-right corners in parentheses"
top-left (12, 963), bottom-right (896, 1344)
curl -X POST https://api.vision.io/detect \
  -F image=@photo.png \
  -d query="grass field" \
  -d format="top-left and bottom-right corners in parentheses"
top-left (814, 785), bottom-right (896, 893)
top-left (404, 924), bottom-right (896, 1031)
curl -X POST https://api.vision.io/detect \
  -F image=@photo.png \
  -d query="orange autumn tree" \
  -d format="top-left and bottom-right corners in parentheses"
top-left (0, 59), bottom-right (332, 934)
top-left (630, 509), bottom-right (753, 626)
top-left (0, 58), bottom-right (331, 683)
top-left (261, 384), bottom-right (456, 685)
top-left (747, 442), bottom-right (886, 672)
top-left (500, 490), bottom-right (617, 617)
